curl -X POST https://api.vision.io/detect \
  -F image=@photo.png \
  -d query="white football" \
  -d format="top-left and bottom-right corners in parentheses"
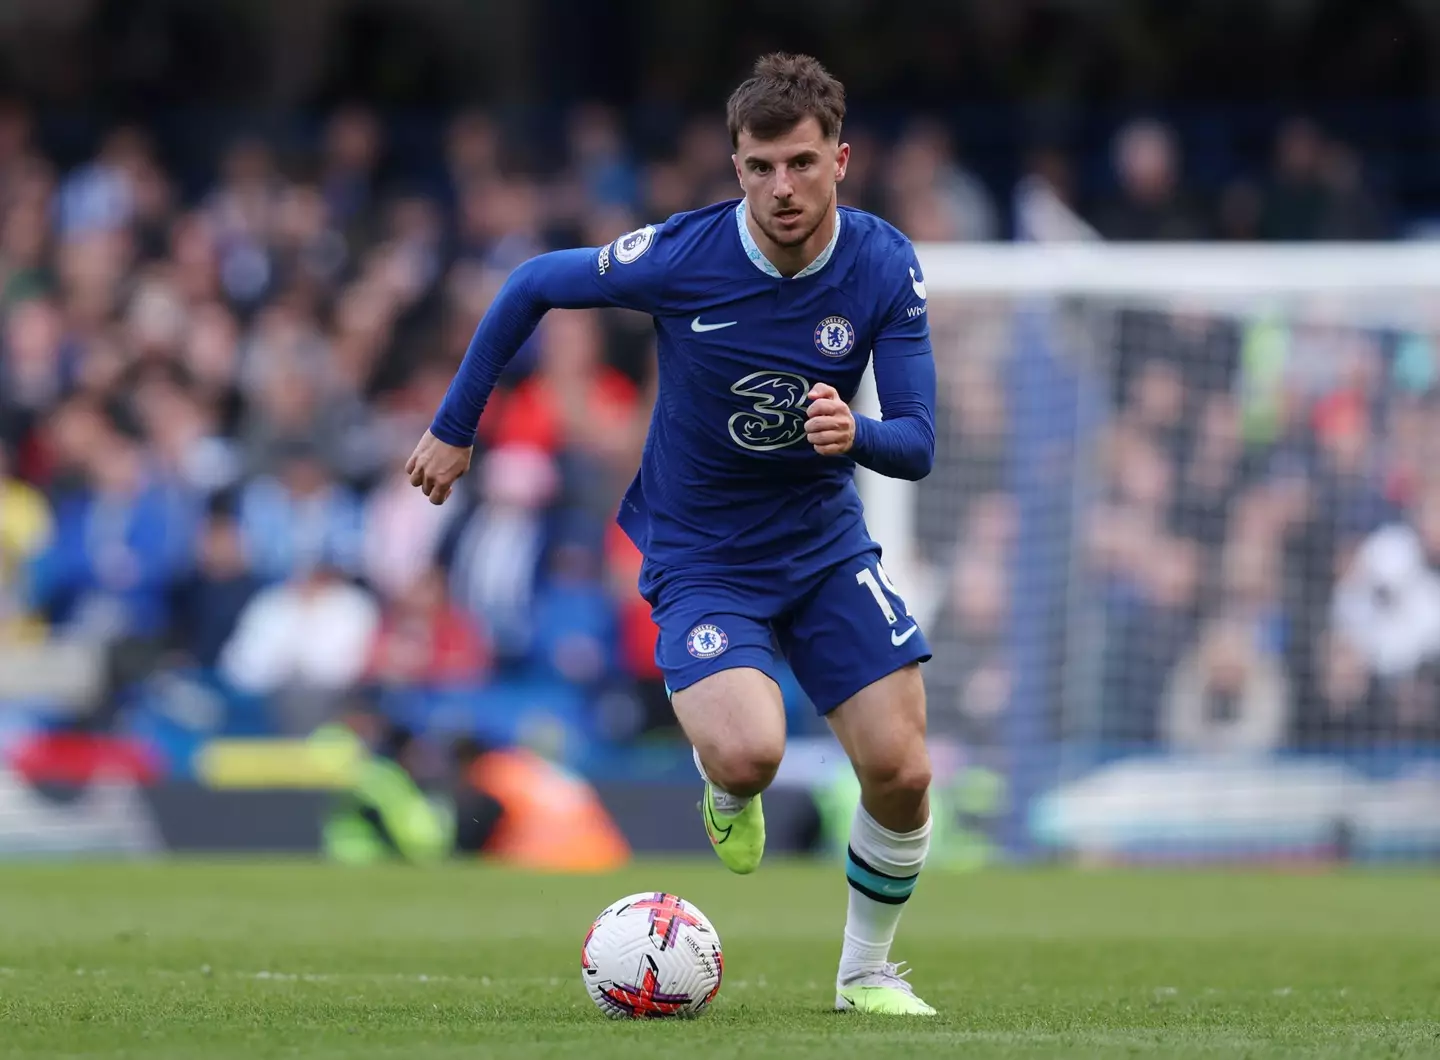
top-left (580, 891), bottom-right (724, 1019)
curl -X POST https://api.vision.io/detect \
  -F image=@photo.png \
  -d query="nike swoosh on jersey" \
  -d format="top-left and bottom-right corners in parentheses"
top-left (909, 267), bottom-right (927, 300)
top-left (891, 625), bottom-right (919, 646)
top-left (691, 317), bottom-right (738, 333)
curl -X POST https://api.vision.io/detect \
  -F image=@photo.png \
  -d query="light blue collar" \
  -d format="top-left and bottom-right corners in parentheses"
top-left (735, 199), bottom-right (841, 280)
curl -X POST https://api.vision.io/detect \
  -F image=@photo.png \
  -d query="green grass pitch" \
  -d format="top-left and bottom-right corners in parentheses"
top-left (1, 859), bottom-right (1437, 1058)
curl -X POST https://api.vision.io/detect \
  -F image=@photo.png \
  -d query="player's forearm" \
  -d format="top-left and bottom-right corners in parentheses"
top-left (849, 349), bottom-right (936, 480)
top-left (429, 249), bottom-right (602, 446)
top-left (851, 413), bottom-right (934, 480)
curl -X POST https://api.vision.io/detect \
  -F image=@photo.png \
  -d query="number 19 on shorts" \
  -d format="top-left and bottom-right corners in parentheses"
top-left (855, 561), bottom-right (911, 626)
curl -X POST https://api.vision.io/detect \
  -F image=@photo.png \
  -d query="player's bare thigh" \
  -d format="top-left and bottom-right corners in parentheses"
top-left (671, 667), bottom-right (787, 798)
top-left (826, 662), bottom-right (931, 831)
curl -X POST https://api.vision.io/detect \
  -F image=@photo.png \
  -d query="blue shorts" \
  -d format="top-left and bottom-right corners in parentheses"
top-left (646, 549), bottom-right (932, 715)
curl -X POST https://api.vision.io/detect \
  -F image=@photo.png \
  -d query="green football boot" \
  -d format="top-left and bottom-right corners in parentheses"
top-left (700, 782), bottom-right (765, 874)
top-left (694, 746), bottom-right (765, 874)
top-left (835, 962), bottom-right (937, 1016)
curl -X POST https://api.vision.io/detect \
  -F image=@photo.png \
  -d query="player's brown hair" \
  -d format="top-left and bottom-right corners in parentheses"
top-left (726, 53), bottom-right (846, 147)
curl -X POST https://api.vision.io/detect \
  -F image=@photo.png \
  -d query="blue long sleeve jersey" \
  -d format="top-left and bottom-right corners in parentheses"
top-left (432, 199), bottom-right (936, 591)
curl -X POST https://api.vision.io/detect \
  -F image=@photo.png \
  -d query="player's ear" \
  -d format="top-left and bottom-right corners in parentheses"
top-left (732, 153), bottom-right (744, 188)
top-left (834, 142), bottom-right (850, 183)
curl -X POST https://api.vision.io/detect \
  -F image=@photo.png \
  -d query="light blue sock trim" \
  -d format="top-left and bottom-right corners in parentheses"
top-left (845, 847), bottom-right (918, 902)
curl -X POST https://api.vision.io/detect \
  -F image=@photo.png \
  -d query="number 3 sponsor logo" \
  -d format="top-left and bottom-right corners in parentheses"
top-left (728, 371), bottom-right (811, 452)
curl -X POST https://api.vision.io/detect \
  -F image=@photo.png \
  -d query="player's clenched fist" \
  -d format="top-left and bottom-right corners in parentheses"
top-left (804, 382), bottom-right (855, 456)
top-left (405, 430), bottom-right (472, 505)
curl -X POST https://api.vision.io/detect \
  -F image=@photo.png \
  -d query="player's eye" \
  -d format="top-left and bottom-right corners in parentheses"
top-left (793, 159), bottom-right (812, 170)
top-left (751, 162), bottom-right (771, 175)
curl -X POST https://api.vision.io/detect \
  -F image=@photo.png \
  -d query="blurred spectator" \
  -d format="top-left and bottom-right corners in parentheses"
top-left (1257, 119), bottom-right (1331, 242)
top-left (237, 441), bottom-right (364, 582)
top-left (166, 508), bottom-right (261, 671)
top-left (566, 103), bottom-right (639, 214)
top-left (27, 416), bottom-right (194, 641)
top-left (926, 537), bottom-right (1011, 746)
top-left (1090, 425), bottom-right (1202, 742)
top-left (1315, 141), bottom-right (1387, 240)
top-left (530, 530), bottom-right (616, 689)
top-left (320, 106), bottom-right (385, 241)
top-left (1161, 616), bottom-right (1290, 754)
top-left (218, 562), bottom-right (379, 733)
top-left (1315, 629), bottom-right (1379, 737)
top-left (205, 137), bottom-right (284, 308)
top-left (0, 438), bottom-right (51, 641)
top-left (1331, 490), bottom-right (1440, 680)
top-left (367, 565), bottom-right (491, 689)
top-left (457, 177), bottom-right (543, 271)
top-left (1258, 119), bottom-right (1387, 241)
top-left (362, 462), bottom-right (460, 602)
top-left (1013, 146), bottom-right (1098, 243)
top-left (1172, 394), bottom-right (1246, 557)
top-left (883, 119), bottom-right (998, 242)
top-left (438, 445), bottom-right (560, 666)
top-left (1089, 119), bottom-right (1207, 241)
top-left (919, 354), bottom-right (1008, 566)
top-left (56, 126), bottom-right (148, 240)
top-left (131, 366), bottom-right (242, 498)
top-left (271, 183), bottom-right (349, 296)
top-left (1, 297), bottom-right (68, 450)
top-left (445, 110), bottom-right (502, 197)
top-left (481, 309), bottom-right (643, 524)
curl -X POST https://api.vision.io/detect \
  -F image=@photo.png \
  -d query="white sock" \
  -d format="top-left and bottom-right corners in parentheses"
top-left (693, 745), bottom-right (752, 815)
top-left (838, 803), bottom-right (930, 985)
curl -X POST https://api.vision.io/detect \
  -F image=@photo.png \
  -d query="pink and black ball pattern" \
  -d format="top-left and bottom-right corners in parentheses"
top-left (581, 892), bottom-right (724, 1019)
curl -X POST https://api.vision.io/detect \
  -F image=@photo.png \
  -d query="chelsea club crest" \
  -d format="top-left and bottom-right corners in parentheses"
top-left (687, 624), bottom-right (729, 659)
top-left (814, 315), bottom-right (855, 358)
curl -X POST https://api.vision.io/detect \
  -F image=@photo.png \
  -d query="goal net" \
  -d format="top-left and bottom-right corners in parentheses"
top-left (858, 242), bottom-right (1440, 865)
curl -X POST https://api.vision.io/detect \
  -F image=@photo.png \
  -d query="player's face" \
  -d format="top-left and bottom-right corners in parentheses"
top-left (733, 117), bottom-right (849, 250)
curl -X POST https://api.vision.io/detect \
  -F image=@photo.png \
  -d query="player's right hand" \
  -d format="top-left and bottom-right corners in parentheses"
top-left (405, 430), bottom-right (473, 506)
top-left (804, 383), bottom-right (856, 457)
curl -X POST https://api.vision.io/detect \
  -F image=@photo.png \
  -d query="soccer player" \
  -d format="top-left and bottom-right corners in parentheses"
top-left (408, 53), bottom-right (938, 1016)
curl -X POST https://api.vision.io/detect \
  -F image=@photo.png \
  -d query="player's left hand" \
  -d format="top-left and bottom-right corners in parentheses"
top-left (805, 383), bottom-right (855, 456)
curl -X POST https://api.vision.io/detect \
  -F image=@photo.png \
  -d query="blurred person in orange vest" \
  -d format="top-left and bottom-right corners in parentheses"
top-left (451, 734), bottom-right (629, 872)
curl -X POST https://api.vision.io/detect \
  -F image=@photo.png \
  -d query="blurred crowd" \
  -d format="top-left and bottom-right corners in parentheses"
top-left (918, 294), bottom-right (1440, 753)
top-left (0, 99), bottom-right (1025, 747)
top-left (1074, 116), bottom-right (1390, 242)
top-left (0, 95), bottom-right (1415, 755)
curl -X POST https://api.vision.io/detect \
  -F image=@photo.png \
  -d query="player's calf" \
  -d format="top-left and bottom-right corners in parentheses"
top-left (825, 664), bottom-right (936, 1010)
top-left (851, 753), bottom-right (931, 832)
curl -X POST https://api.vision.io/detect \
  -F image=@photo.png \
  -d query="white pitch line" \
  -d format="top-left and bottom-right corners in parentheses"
top-left (0, 966), bottom-right (567, 986)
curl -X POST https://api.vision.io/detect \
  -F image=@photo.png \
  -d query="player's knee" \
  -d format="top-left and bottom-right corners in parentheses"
top-left (705, 739), bottom-right (784, 798)
top-left (857, 750), bottom-right (932, 807)
top-left (895, 756), bottom-right (933, 802)
top-left (891, 758), bottom-right (934, 804)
